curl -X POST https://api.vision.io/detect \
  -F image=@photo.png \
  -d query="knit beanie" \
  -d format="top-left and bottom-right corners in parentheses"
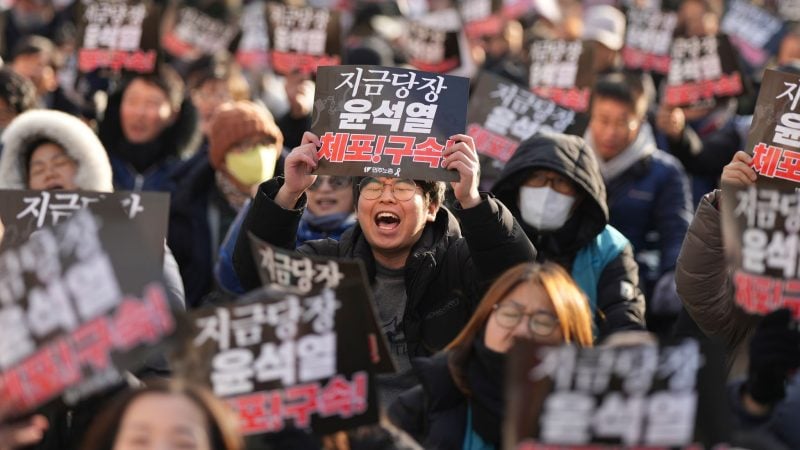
top-left (207, 101), bottom-right (284, 169)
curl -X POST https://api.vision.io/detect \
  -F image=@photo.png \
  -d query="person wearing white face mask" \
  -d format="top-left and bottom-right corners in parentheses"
top-left (492, 133), bottom-right (646, 340)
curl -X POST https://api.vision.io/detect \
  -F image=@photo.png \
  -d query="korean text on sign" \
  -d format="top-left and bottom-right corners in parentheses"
top-left (531, 342), bottom-right (701, 447)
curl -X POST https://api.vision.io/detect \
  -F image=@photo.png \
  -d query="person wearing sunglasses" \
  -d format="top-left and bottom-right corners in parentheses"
top-left (296, 175), bottom-right (356, 246)
top-left (389, 262), bottom-right (593, 449)
top-left (234, 130), bottom-right (536, 407)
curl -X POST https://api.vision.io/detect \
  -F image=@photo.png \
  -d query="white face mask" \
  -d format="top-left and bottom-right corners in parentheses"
top-left (518, 186), bottom-right (576, 231)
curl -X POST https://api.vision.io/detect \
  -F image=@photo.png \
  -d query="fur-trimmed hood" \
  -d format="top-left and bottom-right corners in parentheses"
top-left (0, 109), bottom-right (113, 191)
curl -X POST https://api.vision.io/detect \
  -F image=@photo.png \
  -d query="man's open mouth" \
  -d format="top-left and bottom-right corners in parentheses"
top-left (375, 212), bottom-right (400, 230)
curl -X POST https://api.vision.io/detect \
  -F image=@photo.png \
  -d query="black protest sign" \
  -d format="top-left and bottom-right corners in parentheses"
top-left (506, 339), bottom-right (730, 449)
top-left (247, 234), bottom-right (395, 374)
top-left (622, 8), bottom-right (677, 74)
top-left (77, 0), bottom-right (160, 74)
top-left (311, 65), bottom-right (468, 181)
top-left (183, 284), bottom-right (379, 435)
top-left (266, 3), bottom-right (342, 76)
top-left (467, 71), bottom-right (577, 163)
top-left (664, 35), bottom-right (745, 108)
top-left (236, 1), bottom-right (269, 70)
top-left (0, 209), bottom-right (177, 416)
top-left (459, 0), bottom-right (504, 40)
top-left (161, 6), bottom-right (239, 61)
top-left (527, 39), bottom-right (594, 113)
top-left (720, 0), bottom-right (785, 70)
top-left (719, 69), bottom-right (800, 318)
top-left (741, 69), bottom-right (800, 189)
top-left (0, 190), bottom-right (169, 263)
top-left (403, 20), bottom-right (462, 74)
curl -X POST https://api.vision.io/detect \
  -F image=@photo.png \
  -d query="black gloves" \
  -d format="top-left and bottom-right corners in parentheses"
top-left (746, 309), bottom-right (800, 405)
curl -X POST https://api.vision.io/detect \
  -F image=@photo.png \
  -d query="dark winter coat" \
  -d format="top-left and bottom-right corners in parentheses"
top-left (167, 145), bottom-right (238, 307)
top-left (389, 353), bottom-right (468, 450)
top-left (675, 190), bottom-right (759, 365)
top-left (605, 149), bottom-right (693, 292)
top-left (233, 177), bottom-right (537, 356)
top-left (491, 133), bottom-right (646, 339)
top-left (98, 86), bottom-right (201, 192)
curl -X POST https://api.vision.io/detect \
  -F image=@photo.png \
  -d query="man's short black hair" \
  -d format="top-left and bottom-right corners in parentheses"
top-left (590, 72), bottom-right (649, 119)
top-left (0, 67), bottom-right (38, 114)
top-left (11, 35), bottom-right (58, 68)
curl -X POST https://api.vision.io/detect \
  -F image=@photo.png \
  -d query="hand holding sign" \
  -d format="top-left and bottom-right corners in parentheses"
top-left (721, 151), bottom-right (757, 186)
top-left (276, 132), bottom-right (321, 209)
top-left (443, 134), bottom-right (481, 209)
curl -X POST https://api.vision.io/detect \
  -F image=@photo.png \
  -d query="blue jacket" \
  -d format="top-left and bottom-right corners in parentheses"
top-left (491, 134), bottom-right (646, 339)
top-left (605, 149), bottom-right (693, 292)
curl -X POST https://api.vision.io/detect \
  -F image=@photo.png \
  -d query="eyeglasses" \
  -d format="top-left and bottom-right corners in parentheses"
top-left (309, 175), bottom-right (352, 191)
top-left (525, 171), bottom-right (576, 196)
top-left (358, 178), bottom-right (419, 201)
top-left (492, 303), bottom-right (560, 337)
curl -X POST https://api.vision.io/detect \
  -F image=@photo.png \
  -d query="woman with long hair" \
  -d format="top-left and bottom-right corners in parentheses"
top-left (82, 379), bottom-right (243, 450)
top-left (389, 261), bottom-right (593, 450)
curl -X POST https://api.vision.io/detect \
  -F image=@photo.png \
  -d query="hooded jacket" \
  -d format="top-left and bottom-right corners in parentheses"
top-left (492, 133), bottom-right (646, 339)
top-left (98, 85), bottom-right (201, 192)
top-left (0, 109), bottom-right (112, 191)
top-left (234, 177), bottom-right (537, 357)
top-left (0, 108), bottom-right (185, 450)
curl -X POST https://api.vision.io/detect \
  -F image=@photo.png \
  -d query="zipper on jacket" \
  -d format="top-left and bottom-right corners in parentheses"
top-left (133, 173), bottom-right (144, 192)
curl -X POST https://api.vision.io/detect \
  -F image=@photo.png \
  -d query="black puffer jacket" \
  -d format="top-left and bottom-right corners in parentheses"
top-left (234, 177), bottom-right (537, 356)
top-left (492, 133), bottom-right (646, 338)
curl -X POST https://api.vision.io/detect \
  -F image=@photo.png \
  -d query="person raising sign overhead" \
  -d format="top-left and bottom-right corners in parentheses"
top-left (233, 131), bottom-right (536, 406)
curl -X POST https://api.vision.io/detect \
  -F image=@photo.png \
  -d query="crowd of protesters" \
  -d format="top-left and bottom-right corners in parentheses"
top-left (1, 0), bottom-right (800, 449)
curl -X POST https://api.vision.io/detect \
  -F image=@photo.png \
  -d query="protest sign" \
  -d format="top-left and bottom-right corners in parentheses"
top-left (721, 69), bottom-right (800, 318)
top-left (266, 3), bottom-right (342, 76)
top-left (236, 1), bottom-right (269, 70)
top-left (505, 339), bottom-right (730, 450)
top-left (247, 234), bottom-right (395, 374)
top-left (622, 7), bottom-right (677, 74)
top-left (527, 39), bottom-right (594, 113)
top-left (77, 0), bottom-right (160, 73)
top-left (162, 5), bottom-right (239, 61)
top-left (467, 71), bottom-right (577, 163)
top-left (403, 20), bottom-right (462, 74)
top-left (0, 190), bottom-right (169, 263)
top-left (180, 271), bottom-right (381, 435)
top-left (0, 208), bottom-right (177, 416)
top-left (720, 0), bottom-right (785, 70)
top-left (311, 65), bottom-right (468, 181)
top-left (664, 35), bottom-right (745, 108)
top-left (458, 0), bottom-right (504, 40)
